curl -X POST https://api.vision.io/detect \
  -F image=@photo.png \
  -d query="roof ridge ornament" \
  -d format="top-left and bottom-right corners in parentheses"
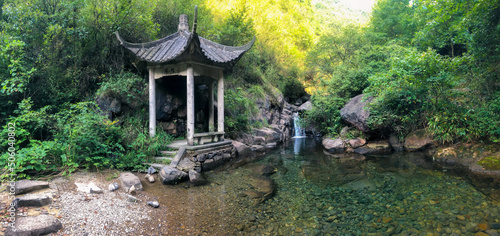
top-left (178, 14), bottom-right (189, 32)
top-left (192, 5), bottom-right (198, 34)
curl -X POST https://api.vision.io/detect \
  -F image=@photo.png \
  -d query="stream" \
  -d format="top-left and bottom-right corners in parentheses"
top-left (142, 138), bottom-right (500, 235)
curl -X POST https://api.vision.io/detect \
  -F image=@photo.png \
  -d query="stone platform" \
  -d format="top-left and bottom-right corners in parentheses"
top-left (153, 139), bottom-right (236, 185)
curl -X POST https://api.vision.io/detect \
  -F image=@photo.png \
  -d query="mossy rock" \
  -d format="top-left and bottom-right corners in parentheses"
top-left (478, 155), bottom-right (500, 170)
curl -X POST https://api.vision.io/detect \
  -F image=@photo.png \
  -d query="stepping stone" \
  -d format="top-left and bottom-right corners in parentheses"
top-left (14, 194), bottom-right (51, 207)
top-left (120, 172), bottom-right (143, 191)
top-left (13, 180), bottom-right (49, 195)
top-left (5, 215), bottom-right (62, 236)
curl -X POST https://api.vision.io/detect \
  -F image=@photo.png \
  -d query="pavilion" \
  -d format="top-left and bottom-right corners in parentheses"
top-left (116, 6), bottom-right (255, 146)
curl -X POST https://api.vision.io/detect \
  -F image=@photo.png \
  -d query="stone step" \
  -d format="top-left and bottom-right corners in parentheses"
top-left (6, 215), bottom-right (62, 236)
top-left (14, 194), bottom-right (51, 207)
top-left (160, 150), bottom-right (177, 157)
top-left (143, 163), bottom-right (167, 170)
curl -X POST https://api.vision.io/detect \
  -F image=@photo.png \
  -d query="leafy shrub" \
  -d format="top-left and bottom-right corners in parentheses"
top-left (303, 94), bottom-right (346, 136)
top-left (0, 140), bottom-right (74, 179)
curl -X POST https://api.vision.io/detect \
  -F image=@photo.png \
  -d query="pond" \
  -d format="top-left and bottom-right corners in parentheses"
top-left (142, 138), bottom-right (500, 235)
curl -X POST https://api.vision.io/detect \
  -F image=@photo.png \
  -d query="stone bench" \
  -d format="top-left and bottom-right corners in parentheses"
top-left (193, 132), bottom-right (224, 145)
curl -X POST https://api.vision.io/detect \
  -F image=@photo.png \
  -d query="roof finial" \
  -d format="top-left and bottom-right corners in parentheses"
top-left (178, 14), bottom-right (189, 32)
top-left (192, 5), bottom-right (198, 34)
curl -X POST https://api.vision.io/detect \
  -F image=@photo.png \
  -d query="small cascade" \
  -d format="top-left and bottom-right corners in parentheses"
top-left (292, 112), bottom-right (306, 138)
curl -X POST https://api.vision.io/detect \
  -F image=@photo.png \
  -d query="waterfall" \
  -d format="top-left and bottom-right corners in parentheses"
top-left (292, 112), bottom-right (306, 138)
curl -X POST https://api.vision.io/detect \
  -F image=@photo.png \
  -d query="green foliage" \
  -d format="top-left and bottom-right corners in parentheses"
top-left (303, 94), bottom-right (345, 136)
top-left (224, 87), bottom-right (258, 137)
top-left (365, 48), bottom-right (459, 136)
top-left (52, 102), bottom-right (125, 170)
top-left (96, 71), bottom-right (147, 105)
top-left (369, 0), bottom-right (417, 44)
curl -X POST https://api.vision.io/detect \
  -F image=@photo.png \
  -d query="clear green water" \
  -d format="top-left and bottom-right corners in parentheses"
top-left (223, 138), bottom-right (500, 235)
top-left (143, 138), bottom-right (500, 235)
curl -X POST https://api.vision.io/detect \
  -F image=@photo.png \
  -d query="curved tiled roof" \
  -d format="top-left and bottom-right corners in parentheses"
top-left (115, 30), bottom-right (255, 67)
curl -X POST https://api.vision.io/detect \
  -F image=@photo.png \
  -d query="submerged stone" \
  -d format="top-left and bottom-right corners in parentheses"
top-left (159, 166), bottom-right (188, 185)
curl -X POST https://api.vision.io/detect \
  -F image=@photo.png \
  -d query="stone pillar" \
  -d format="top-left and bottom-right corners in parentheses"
top-left (208, 81), bottom-right (214, 132)
top-left (187, 65), bottom-right (195, 146)
top-left (149, 68), bottom-right (156, 137)
top-left (217, 70), bottom-right (224, 139)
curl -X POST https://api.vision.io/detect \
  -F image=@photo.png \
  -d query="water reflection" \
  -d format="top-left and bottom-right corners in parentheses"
top-left (142, 138), bottom-right (500, 235)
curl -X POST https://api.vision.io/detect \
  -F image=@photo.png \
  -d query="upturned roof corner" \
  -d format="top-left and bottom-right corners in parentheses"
top-left (115, 6), bottom-right (255, 69)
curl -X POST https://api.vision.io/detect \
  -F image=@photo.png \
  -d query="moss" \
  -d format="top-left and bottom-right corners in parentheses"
top-left (478, 156), bottom-right (500, 170)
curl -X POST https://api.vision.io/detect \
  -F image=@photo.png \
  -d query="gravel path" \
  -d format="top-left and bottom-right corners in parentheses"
top-left (57, 191), bottom-right (150, 235)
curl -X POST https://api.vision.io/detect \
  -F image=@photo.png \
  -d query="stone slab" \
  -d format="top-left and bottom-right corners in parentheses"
top-left (15, 194), bottom-right (51, 207)
top-left (13, 180), bottom-right (49, 195)
top-left (6, 215), bottom-right (62, 236)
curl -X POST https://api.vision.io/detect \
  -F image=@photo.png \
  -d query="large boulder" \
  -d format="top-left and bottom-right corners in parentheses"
top-left (298, 101), bottom-right (312, 111)
top-left (322, 138), bottom-right (345, 154)
top-left (159, 166), bottom-right (188, 185)
top-left (232, 141), bottom-right (252, 158)
top-left (253, 127), bottom-right (281, 144)
top-left (96, 94), bottom-right (122, 119)
top-left (340, 94), bottom-right (374, 133)
top-left (6, 215), bottom-right (62, 236)
top-left (404, 129), bottom-right (435, 152)
top-left (13, 180), bottom-right (49, 195)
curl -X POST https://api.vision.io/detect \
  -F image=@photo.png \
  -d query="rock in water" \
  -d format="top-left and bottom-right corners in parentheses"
top-left (189, 169), bottom-right (207, 186)
top-left (108, 183), bottom-right (119, 191)
top-left (159, 166), bottom-right (188, 185)
top-left (404, 129), bottom-right (435, 152)
top-left (322, 138), bottom-right (345, 154)
top-left (5, 215), bottom-right (62, 236)
top-left (147, 201), bottom-right (160, 208)
top-left (13, 180), bottom-right (50, 195)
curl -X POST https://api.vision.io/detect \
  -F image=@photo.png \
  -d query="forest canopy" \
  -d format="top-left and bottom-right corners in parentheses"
top-left (1, 0), bottom-right (499, 178)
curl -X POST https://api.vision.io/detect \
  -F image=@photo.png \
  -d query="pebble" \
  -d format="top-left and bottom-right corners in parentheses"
top-left (147, 201), bottom-right (159, 208)
top-left (479, 223), bottom-right (490, 231)
top-left (145, 174), bottom-right (155, 183)
top-left (108, 183), bottom-right (119, 191)
top-left (235, 223), bottom-right (245, 231)
top-left (486, 230), bottom-right (499, 236)
top-left (382, 216), bottom-right (392, 224)
top-left (467, 222), bottom-right (478, 232)
top-left (127, 195), bottom-right (138, 202)
top-left (128, 185), bottom-right (137, 195)
top-left (457, 215), bottom-right (466, 221)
